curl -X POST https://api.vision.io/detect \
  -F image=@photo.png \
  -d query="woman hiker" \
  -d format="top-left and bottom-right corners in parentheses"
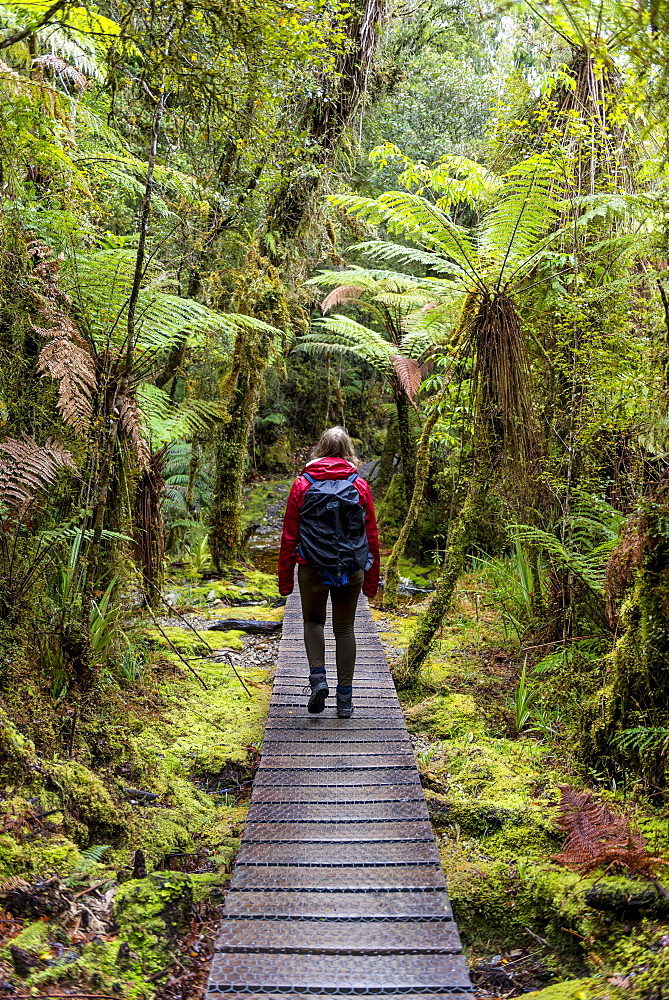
top-left (277, 427), bottom-right (380, 718)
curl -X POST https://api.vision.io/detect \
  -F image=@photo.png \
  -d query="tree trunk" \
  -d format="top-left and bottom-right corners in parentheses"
top-left (384, 382), bottom-right (448, 608)
top-left (133, 449), bottom-right (166, 608)
top-left (394, 388), bottom-right (416, 506)
top-left (394, 461), bottom-right (490, 688)
top-left (375, 416), bottom-right (399, 497)
top-left (587, 499), bottom-right (669, 795)
top-left (81, 86), bottom-right (167, 632)
top-left (262, 0), bottom-right (390, 259)
top-left (210, 334), bottom-right (268, 568)
top-left (209, 251), bottom-right (289, 567)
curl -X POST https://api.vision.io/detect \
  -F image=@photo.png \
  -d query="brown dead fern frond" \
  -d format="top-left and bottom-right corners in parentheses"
top-left (118, 396), bottom-right (151, 471)
top-left (553, 785), bottom-right (667, 878)
top-left (0, 435), bottom-right (75, 515)
top-left (321, 285), bottom-right (365, 314)
top-left (391, 354), bottom-right (422, 403)
top-left (604, 515), bottom-right (648, 626)
top-left (37, 337), bottom-right (97, 434)
top-left (30, 242), bottom-right (98, 436)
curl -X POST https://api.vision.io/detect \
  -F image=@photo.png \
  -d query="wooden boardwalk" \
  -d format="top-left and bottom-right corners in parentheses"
top-left (207, 590), bottom-right (472, 997)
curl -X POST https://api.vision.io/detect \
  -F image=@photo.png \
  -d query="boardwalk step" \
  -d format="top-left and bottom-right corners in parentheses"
top-left (222, 890), bottom-right (454, 919)
top-left (253, 768), bottom-right (421, 786)
top-left (214, 918), bottom-right (462, 953)
top-left (246, 802), bottom-right (429, 822)
top-left (229, 863), bottom-right (446, 890)
top-left (242, 821), bottom-right (435, 842)
top-left (235, 842), bottom-right (441, 865)
top-left (251, 785), bottom-right (424, 803)
top-left (207, 953), bottom-right (472, 991)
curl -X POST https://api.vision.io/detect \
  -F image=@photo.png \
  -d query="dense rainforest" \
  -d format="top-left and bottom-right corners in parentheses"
top-left (1, 0), bottom-right (669, 996)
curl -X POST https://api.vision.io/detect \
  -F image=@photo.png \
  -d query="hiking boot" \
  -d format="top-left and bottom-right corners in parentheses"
top-left (307, 672), bottom-right (329, 714)
top-left (336, 689), bottom-right (354, 719)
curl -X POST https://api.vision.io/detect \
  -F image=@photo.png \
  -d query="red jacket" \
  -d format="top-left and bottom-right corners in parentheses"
top-left (278, 457), bottom-right (380, 598)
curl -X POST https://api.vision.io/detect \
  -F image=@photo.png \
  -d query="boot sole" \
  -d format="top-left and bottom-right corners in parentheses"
top-left (337, 703), bottom-right (354, 719)
top-left (307, 681), bottom-right (329, 714)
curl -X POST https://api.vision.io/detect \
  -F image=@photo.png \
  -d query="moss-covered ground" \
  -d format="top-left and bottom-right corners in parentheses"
top-left (0, 560), bottom-right (276, 998)
top-left (372, 565), bottom-right (669, 999)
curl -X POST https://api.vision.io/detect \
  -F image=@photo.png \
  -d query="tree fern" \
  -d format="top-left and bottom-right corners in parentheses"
top-left (0, 435), bottom-right (75, 514)
top-left (138, 384), bottom-right (224, 448)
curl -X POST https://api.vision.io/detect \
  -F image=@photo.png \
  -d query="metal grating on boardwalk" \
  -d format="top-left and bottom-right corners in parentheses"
top-left (207, 590), bottom-right (472, 997)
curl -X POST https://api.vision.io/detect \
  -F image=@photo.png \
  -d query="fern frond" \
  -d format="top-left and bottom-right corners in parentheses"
top-left (321, 285), bottom-right (365, 314)
top-left (138, 384), bottom-right (224, 448)
top-left (37, 333), bottom-right (96, 434)
top-left (479, 154), bottom-right (564, 284)
top-left (332, 190), bottom-right (480, 285)
top-left (349, 240), bottom-right (468, 279)
top-left (65, 248), bottom-right (278, 357)
top-left (297, 314), bottom-right (396, 375)
top-left (118, 396), bottom-right (150, 471)
top-left (0, 435), bottom-right (75, 514)
top-left (391, 355), bottom-right (422, 401)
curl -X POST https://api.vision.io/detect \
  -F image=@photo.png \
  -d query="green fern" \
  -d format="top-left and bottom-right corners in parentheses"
top-left (510, 493), bottom-right (625, 597)
top-left (137, 384), bottom-right (224, 448)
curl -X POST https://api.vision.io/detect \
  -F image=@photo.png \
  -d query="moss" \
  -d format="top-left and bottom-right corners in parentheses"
top-left (264, 433), bottom-right (294, 473)
top-left (0, 832), bottom-right (27, 877)
top-left (377, 472), bottom-right (408, 542)
top-left (181, 570), bottom-right (280, 607)
top-left (0, 919), bottom-right (52, 960)
top-left (406, 693), bottom-right (486, 739)
top-left (146, 625), bottom-right (244, 656)
top-left (115, 872), bottom-right (193, 961)
top-left (523, 980), bottom-right (599, 1000)
top-left (0, 706), bottom-right (36, 779)
top-left (48, 760), bottom-right (129, 845)
top-left (184, 581), bottom-right (251, 605)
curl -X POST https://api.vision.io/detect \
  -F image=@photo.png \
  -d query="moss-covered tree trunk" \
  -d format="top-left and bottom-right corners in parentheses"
top-left (588, 503), bottom-right (669, 793)
top-left (261, 0), bottom-right (390, 260)
top-left (394, 388), bottom-right (416, 506)
top-left (384, 383), bottom-right (448, 609)
top-left (210, 341), bottom-right (267, 568)
top-left (375, 416), bottom-right (399, 497)
top-left (209, 251), bottom-right (291, 568)
top-left (394, 461), bottom-right (490, 687)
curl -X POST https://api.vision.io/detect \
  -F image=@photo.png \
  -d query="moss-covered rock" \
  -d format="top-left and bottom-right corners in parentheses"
top-left (264, 433), bottom-right (294, 473)
top-left (48, 760), bottom-right (129, 845)
top-left (146, 625), bottom-right (244, 656)
top-left (115, 872), bottom-right (194, 968)
top-left (0, 707), bottom-right (36, 779)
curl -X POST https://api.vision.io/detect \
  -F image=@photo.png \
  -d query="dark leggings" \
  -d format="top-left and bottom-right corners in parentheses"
top-left (297, 564), bottom-right (364, 687)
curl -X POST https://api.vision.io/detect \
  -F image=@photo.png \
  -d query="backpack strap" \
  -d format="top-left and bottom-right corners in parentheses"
top-left (302, 472), bottom-right (316, 484)
top-left (347, 472), bottom-right (358, 483)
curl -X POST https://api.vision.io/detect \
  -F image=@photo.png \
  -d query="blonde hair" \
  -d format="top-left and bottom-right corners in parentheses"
top-left (311, 426), bottom-right (359, 466)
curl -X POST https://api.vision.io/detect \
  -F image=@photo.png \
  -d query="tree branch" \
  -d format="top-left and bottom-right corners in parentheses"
top-left (0, 0), bottom-right (68, 51)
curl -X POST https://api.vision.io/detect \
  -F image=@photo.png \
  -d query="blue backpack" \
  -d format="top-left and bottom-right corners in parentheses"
top-left (298, 471), bottom-right (371, 586)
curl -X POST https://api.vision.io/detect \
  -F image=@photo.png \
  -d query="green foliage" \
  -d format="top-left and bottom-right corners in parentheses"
top-left (507, 658), bottom-right (537, 732)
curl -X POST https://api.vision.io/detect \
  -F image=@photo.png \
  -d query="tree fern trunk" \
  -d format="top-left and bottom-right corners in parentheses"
top-left (394, 389), bottom-right (416, 506)
top-left (384, 385), bottom-right (446, 608)
top-left (394, 461), bottom-right (490, 688)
